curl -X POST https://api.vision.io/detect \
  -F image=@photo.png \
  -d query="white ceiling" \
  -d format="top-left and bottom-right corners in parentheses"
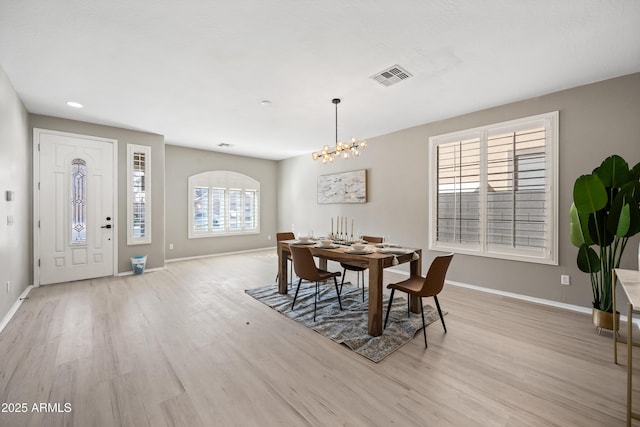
top-left (1, 1), bottom-right (639, 160)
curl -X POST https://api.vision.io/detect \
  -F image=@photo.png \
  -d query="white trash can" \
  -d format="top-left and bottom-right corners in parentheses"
top-left (131, 255), bottom-right (147, 275)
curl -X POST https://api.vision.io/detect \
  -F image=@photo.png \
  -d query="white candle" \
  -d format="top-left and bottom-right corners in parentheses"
top-left (331, 218), bottom-right (333, 235)
top-left (351, 219), bottom-right (353, 236)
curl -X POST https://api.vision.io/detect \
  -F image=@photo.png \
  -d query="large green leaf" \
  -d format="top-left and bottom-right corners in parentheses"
top-left (616, 203), bottom-right (631, 237)
top-left (569, 204), bottom-right (584, 247)
top-left (608, 186), bottom-right (640, 237)
top-left (597, 154), bottom-right (630, 188)
top-left (573, 174), bottom-right (607, 215)
top-left (577, 244), bottom-right (601, 273)
top-left (569, 203), bottom-right (596, 246)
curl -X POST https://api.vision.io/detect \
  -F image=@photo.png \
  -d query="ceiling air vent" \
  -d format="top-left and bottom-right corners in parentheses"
top-left (217, 143), bottom-right (233, 148)
top-left (370, 64), bottom-right (413, 87)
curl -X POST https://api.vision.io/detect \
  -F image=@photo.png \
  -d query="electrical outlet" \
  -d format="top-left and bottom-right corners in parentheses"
top-left (561, 275), bottom-right (570, 285)
top-left (268, 235), bottom-right (272, 240)
top-left (6, 281), bottom-right (10, 293)
top-left (169, 243), bottom-right (174, 250)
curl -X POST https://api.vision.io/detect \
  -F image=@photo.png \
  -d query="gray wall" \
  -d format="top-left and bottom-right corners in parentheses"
top-left (165, 144), bottom-right (277, 259)
top-left (0, 66), bottom-right (31, 320)
top-left (29, 115), bottom-right (166, 273)
top-left (278, 73), bottom-right (640, 309)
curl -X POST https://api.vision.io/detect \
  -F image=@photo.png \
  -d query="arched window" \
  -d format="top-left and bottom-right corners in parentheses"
top-left (71, 158), bottom-right (87, 244)
top-left (188, 171), bottom-right (260, 238)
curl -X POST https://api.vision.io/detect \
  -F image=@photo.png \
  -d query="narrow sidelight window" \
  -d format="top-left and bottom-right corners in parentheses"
top-left (127, 144), bottom-right (151, 245)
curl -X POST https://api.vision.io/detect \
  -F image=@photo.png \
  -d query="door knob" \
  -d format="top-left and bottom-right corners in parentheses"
top-left (101, 224), bottom-right (112, 229)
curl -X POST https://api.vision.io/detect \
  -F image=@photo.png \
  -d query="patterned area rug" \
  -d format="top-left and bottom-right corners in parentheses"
top-left (246, 282), bottom-right (443, 362)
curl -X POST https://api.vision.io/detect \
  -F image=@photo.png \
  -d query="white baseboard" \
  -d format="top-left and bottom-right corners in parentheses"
top-left (117, 266), bottom-right (167, 276)
top-left (384, 268), bottom-right (640, 324)
top-left (0, 285), bottom-right (33, 335)
top-left (445, 279), bottom-right (591, 314)
top-left (165, 246), bottom-right (275, 263)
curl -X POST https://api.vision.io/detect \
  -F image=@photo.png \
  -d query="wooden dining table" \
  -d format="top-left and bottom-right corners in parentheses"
top-left (277, 240), bottom-right (422, 337)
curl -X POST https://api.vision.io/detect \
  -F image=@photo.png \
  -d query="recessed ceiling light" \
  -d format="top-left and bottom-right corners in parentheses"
top-left (66, 101), bottom-right (83, 108)
top-left (260, 100), bottom-right (271, 106)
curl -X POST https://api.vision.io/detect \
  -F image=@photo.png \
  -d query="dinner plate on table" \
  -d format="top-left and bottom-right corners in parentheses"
top-left (377, 247), bottom-right (413, 255)
top-left (374, 243), bottom-right (400, 248)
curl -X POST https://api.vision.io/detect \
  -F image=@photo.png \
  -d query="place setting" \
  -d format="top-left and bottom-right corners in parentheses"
top-left (290, 234), bottom-right (317, 245)
top-left (344, 242), bottom-right (375, 255)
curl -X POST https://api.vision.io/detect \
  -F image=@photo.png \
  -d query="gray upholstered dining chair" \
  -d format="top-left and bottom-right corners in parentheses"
top-left (383, 253), bottom-right (453, 348)
top-left (340, 235), bottom-right (383, 302)
top-left (290, 245), bottom-right (343, 321)
top-left (275, 232), bottom-right (296, 287)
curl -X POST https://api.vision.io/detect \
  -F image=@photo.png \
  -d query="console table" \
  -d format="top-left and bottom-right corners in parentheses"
top-left (613, 268), bottom-right (640, 426)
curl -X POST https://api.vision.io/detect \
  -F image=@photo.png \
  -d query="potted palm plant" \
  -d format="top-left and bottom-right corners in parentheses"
top-left (570, 154), bottom-right (640, 330)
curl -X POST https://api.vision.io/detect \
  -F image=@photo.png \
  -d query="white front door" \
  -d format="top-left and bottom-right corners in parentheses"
top-left (35, 129), bottom-right (116, 285)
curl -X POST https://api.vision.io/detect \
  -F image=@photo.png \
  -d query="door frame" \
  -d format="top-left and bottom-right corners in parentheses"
top-left (32, 128), bottom-right (119, 287)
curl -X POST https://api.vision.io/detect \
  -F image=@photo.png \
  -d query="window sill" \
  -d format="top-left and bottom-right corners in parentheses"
top-left (429, 242), bottom-right (557, 265)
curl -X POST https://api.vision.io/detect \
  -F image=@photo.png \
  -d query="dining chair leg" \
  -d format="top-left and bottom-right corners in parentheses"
top-left (360, 271), bottom-right (365, 302)
top-left (291, 278), bottom-right (303, 310)
top-left (314, 281), bottom-right (319, 321)
top-left (289, 262), bottom-right (293, 289)
top-left (340, 268), bottom-right (347, 295)
top-left (333, 277), bottom-right (343, 310)
top-left (384, 289), bottom-right (396, 329)
top-left (420, 298), bottom-right (428, 348)
top-left (434, 295), bottom-right (447, 333)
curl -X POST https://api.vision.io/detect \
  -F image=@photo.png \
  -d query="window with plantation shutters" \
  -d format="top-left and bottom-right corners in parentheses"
top-left (188, 171), bottom-right (260, 238)
top-left (429, 112), bottom-right (558, 265)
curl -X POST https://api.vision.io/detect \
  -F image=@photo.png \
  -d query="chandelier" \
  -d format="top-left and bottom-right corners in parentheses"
top-left (312, 98), bottom-right (367, 163)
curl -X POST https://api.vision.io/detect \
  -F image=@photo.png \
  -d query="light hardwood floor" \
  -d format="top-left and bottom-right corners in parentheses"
top-left (1, 249), bottom-right (638, 426)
